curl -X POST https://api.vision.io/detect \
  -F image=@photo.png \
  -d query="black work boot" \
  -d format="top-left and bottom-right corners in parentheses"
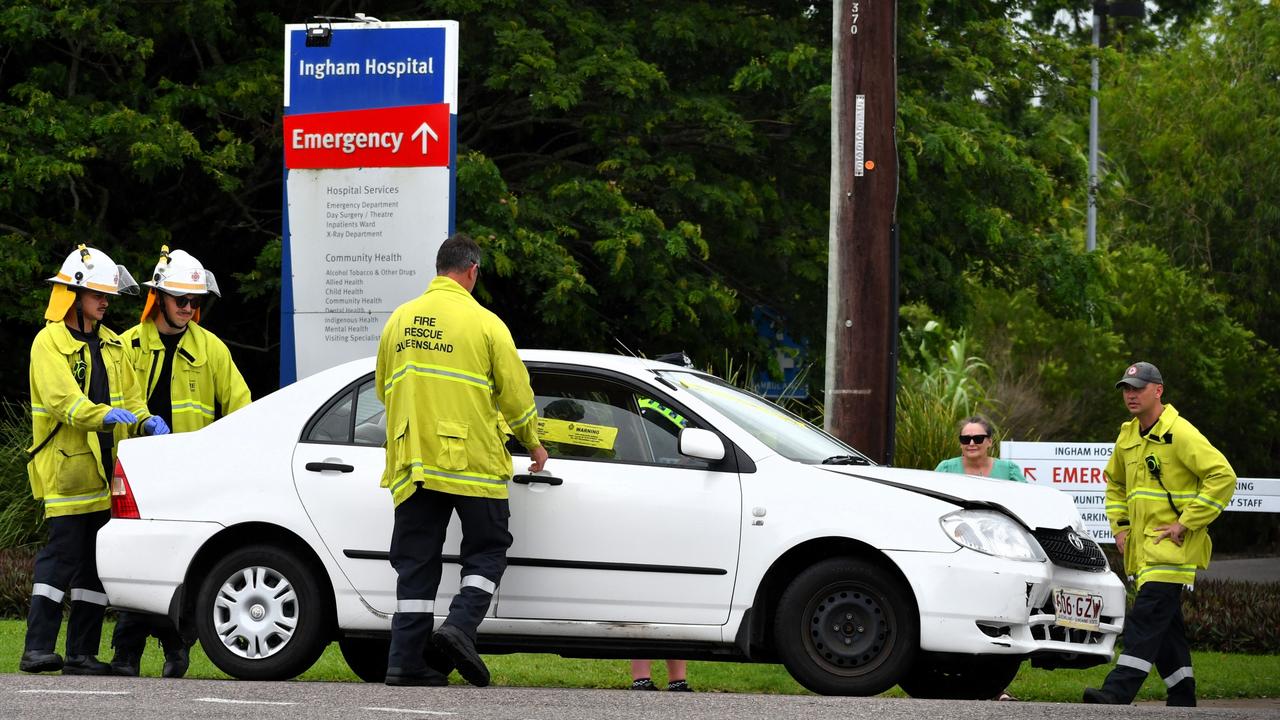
top-left (63, 655), bottom-right (112, 675)
top-left (1083, 687), bottom-right (1125, 705)
top-left (109, 649), bottom-right (141, 677)
top-left (19, 650), bottom-right (63, 674)
top-left (161, 644), bottom-right (190, 679)
top-left (432, 624), bottom-right (489, 687)
top-left (385, 667), bottom-right (449, 687)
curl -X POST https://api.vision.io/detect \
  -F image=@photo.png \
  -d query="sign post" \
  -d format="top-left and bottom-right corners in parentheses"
top-left (281, 20), bottom-right (458, 384)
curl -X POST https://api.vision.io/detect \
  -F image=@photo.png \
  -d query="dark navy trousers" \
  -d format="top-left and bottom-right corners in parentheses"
top-left (1100, 581), bottom-right (1196, 706)
top-left (386, 488), bottom-right (512, 676)
top-left (25, 510), bottom-right (111, 657)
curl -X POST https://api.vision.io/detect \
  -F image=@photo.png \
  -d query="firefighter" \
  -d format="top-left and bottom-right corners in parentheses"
top-left (21, 245), bottom-right (169, 676)
top-left (1083, 362), bottom-right (1236, 707)
top-left (109, 246), bottom-right (251, 678)
top-left (376, 233), bottom-right (548, 687)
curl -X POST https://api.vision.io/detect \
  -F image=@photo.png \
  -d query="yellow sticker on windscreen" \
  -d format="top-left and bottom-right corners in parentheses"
top-left (536, 417), bottom-right (618, 449)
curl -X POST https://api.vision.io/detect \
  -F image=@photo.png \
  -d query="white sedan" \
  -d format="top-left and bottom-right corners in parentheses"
top-left (98, 350), bottom-right (1124, 696)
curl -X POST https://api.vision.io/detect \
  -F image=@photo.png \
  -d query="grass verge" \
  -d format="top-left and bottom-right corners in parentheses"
top-left (0, 619), bottom-right (1277, 700)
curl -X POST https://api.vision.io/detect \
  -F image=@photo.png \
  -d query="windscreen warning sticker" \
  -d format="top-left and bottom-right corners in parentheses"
top-left (536, 418), bottom-right (618, 450)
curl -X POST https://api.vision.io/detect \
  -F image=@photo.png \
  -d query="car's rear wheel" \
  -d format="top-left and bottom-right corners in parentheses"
top-left (899, 654), bottom-right (1023, 699)
top-left (339, 635), bottom-right (390, 683)
top-left (773, 557), bottom-right (918, 696)
top-left (195, 545), bottom-right (331, 680)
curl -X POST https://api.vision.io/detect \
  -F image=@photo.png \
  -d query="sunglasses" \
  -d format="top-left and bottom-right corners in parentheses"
top-left (959, 434), bottom-right (990, 445)
top-left (169, 295), bottom-right (203, 309)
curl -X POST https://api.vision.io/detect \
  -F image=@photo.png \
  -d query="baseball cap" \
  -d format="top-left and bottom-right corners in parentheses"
top-left (1116, 361), bottom-right (1164, 389)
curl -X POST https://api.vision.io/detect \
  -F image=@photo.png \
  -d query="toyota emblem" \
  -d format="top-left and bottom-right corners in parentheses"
top-left (1068, 531), bottom-right (1085, 551)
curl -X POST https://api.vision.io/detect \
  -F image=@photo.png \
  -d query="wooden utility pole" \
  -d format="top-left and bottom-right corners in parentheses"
top-left (824, 0), bottom-right (899, 464)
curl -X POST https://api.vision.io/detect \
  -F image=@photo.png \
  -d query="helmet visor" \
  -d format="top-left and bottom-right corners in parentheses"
top-left (115, 265), bottom-right (140, 295)
top-left (203, 269), bottom-right (221, 297)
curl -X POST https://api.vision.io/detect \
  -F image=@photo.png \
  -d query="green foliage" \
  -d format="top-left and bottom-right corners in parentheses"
top-left (0, 548), bottom-right (36, 619)
top-left (1105, 0), bottom-right (1280, 354)
top-left (1104, 245), bottom-right (1280, 474)
top-left (0, 402), bottom-right (44, 550)
top-left (1185, 579), bottom-right (1280, 654)
top-left (894, 311), bottom-right (998, 470)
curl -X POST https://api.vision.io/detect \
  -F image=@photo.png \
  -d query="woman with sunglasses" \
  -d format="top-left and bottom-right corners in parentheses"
top-left (933, 415), bottom-right (1026, 482)
top-left (934, 414), bottom-right (1025, 700)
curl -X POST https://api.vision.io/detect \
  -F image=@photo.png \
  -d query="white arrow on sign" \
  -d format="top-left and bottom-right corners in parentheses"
top-left (411, 122), bottom-right (438, 154)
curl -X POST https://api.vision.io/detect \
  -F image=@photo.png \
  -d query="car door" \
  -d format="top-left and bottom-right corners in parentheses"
top-left (497, 368), bottom-right (742, 625)
top-left (291, 374), bottom-right (466, 617)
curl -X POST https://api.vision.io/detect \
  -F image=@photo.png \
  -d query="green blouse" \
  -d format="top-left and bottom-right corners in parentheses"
top-left (934, 456), bottom-right (1027, 482)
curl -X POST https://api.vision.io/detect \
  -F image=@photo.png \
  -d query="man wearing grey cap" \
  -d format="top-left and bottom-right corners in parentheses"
top-left (1083, 362), bottom-right (1236, 707)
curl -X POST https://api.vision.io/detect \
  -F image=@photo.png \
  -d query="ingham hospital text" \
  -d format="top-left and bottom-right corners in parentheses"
top-left (298, 57), bottom-right (434, 80)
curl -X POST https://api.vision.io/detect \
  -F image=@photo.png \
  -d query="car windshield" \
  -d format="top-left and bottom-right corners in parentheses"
top-left (656, 370), bottom-right (873, 465)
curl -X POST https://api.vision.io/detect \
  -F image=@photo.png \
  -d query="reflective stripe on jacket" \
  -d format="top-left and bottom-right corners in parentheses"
top-left (121, 320), bottom-right (251, 432)
top-left (1103, 404), bottom-right (1236, 587)
top-left (28, 321), bottom-right (150, 518)
top-left (375, 276), bottom-right (541, 505)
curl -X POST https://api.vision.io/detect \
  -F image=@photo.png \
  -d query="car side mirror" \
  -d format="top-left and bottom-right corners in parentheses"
top-left (679, 427), bottom-right (725, 461)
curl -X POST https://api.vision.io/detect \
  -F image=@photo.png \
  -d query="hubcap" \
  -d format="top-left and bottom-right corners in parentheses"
top-left (211, 565), bottom-right (299, 660)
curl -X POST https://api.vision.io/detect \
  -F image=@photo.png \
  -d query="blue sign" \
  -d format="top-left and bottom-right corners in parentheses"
top-left (286, 27), bottom-right (448, 114)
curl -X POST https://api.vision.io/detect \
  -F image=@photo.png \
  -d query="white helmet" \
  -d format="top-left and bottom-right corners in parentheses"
top-left (143, 247), bottom-right (220, 297)
top-left (47, 245), bottom-right (139, 296)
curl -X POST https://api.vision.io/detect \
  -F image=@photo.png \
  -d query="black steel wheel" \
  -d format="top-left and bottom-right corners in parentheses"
top-left (774, 557), bottom-right (918, 695)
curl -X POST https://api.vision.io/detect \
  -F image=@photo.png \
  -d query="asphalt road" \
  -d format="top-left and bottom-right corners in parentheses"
top-left (2, 674), bottom-right (1276, 720)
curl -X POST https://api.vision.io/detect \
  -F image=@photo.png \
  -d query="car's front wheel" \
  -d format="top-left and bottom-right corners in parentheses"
top-left (195, 545), bottom-right (331, 680)
top-left (898, 654), bottom-right (1023, 699)
top-left (773, 557), bottom-right (918, 696)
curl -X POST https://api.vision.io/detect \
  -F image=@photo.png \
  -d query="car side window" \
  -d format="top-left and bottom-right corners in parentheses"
top-left (526, 372), bottom-right (710, 469)
top-left (304, 378), bottom-right (386, 446)
top-left (353, 381), bottom-right (386, 447)
top-left (306, 390), bottom-right (353, 443)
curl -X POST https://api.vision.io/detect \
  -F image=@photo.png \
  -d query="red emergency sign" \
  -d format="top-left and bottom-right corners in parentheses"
top-left (283, 104), bottom-right (450, 169)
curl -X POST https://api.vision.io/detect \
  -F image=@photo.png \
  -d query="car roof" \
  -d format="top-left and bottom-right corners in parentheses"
top-left (519, 348), bottom-right (692, 374)
top-left (320, 349), bottom-right (698, 385)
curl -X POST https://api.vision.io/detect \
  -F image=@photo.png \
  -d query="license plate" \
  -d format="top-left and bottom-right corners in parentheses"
top-left (1053, 588), bottom-right (1103, 631)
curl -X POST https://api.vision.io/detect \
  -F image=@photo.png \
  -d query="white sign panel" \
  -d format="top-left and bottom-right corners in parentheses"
top-left (1002, 441), bottom-right (1280, 543)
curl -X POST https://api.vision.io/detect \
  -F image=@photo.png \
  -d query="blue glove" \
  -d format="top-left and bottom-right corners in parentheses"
top-left (102, 408), bottom-right (137, 426)
top-left (143, 416), bottom-right (170, 436)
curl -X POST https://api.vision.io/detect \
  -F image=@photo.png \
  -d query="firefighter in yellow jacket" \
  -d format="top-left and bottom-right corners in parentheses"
top-left (21, 246), bottom-right (169, 676)
top-left (109, 247), bottom-right (252, 679)
top-left (1084, 362), bottom-right (1235, 707)
top-left (376, 234), bottom-right (547, 687)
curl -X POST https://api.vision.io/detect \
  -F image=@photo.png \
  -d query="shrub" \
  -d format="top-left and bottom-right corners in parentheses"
top-left (0, 546), bottom-right (35, 618)
top-left (0, 401), bottom-right (45, 549)
top-left (1184, 579), bottom-right (1280, 655)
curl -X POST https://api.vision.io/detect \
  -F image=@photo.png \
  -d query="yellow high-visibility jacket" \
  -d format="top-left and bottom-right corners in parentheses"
top-left (1104, 404), bottom-right (1236, 587)
top-left (375, 276), bottom-right (542, 506)
top-left (27, 321), bottom-right (151, 518)
top-left (121, 320), bottom-right (251, 433)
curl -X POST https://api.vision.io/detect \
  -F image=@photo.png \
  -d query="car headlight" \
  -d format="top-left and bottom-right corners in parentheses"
top-left (940, 509), bottom-right (1048, 562)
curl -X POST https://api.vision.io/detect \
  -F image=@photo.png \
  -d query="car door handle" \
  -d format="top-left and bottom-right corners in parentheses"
top-left (305, 461), bottom-right (355, 473)
top-left (513, 474), bottom-right (563, 486)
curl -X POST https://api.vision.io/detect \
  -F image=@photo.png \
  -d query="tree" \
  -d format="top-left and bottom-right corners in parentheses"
top-left (1104, 0), bottom-right (1280, 355)
top-left (0, 1), bottom-right (290, 396)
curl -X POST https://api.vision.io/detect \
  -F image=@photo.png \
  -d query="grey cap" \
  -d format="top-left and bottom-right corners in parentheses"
top-left (1116, 361), bottom-right (1164, 389)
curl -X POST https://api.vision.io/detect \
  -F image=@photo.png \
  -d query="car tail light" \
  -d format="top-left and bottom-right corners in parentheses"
top-left (111, 459), bottom-right (140, 519)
